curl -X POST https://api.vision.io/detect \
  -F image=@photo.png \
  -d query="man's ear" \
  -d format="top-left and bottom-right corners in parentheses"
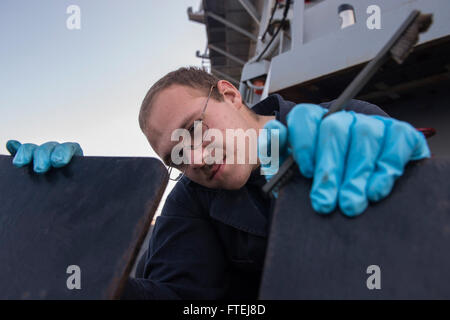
top-left (217, 80), bottom-right (243, 110)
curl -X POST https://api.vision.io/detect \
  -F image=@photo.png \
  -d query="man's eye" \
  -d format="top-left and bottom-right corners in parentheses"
top-left (188, 125), bottom-right (195, 137)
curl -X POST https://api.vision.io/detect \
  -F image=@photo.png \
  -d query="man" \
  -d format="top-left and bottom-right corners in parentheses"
top-left (7, 67), bottom-right (430, 299)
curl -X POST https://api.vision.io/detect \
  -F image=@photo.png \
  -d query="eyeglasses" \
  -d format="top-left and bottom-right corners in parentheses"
top-left (168, 85), bottom-right (215, 181)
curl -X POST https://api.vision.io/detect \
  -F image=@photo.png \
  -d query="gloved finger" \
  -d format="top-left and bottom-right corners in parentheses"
top-left (338, 113), bottom-right (385, 217)
top-left (50, 142), bottom-right (83, 168)
top-left (12, 143), bottom-right (38, 167)
top-left (6, 140), bottom-right (22, 156)
top-left (258, 119), bottom-right (288, 179)
top-left (310, 111), bottom-right (354, 214)
top-left (33, 142), bottom-right (59, 173)
top-left (367, 117), bottom-right (431, 202)
top-left (287, 104), bottom-right (326, 178)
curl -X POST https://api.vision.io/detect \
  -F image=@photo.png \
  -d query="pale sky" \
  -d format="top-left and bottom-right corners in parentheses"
top-left (0, 0), bottom-right (207, 215)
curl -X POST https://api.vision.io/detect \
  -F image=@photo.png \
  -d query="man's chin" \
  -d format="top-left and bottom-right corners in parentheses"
top-left (213, 166), bottom-right (252, 190)
top-left (190, 164), bottom-right (253, 190)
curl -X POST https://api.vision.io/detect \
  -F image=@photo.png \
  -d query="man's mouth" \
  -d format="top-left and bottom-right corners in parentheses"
top-left (209, 156), bottom-right (226, 180)
top-left (209, 164), bottom-right (222, 180)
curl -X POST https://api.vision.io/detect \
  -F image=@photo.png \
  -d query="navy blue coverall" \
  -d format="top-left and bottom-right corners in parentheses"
top-left (122, 94), bottom-right (389, 299)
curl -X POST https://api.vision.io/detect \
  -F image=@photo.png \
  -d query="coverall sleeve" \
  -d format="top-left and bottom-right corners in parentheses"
top-left (121, 184), bottom-right (229, 300)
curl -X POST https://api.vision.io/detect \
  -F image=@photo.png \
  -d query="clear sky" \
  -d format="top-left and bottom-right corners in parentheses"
top-left (0, 0), bottom-right (206, 214)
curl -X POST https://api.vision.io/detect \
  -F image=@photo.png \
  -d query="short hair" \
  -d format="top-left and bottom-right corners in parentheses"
top-left (138, 67), bottom-right (224, 133)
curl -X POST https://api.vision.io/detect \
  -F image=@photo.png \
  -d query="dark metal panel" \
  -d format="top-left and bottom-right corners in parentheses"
top-left (260, 158), bottom-right (450, 299)
top-left (0, 155), bottom-right (167, 299)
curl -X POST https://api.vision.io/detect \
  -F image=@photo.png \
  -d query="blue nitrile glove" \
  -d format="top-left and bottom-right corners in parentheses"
top-left (6, 140), bottom-right (83, 174)
top-left (257, 104), bottom-right (431, 217)
top-left (258, 120), bottom-right (289, 181)
top-left (258, 121), bottom-right (290, 199)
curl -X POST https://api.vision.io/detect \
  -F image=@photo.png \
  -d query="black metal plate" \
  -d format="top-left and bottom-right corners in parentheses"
top-left (260, 158), bottom-right (450, 299)
top-left (0, 155), bottom-right (167, 299)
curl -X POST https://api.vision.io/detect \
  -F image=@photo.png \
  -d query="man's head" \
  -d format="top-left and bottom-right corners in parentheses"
top-left (139, 67), bottom-right (270, 190)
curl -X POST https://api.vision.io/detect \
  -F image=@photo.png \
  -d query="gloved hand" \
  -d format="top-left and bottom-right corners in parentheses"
top-left (6, 140), bottom-right (83, 173)
top-left (258, 104), bottom-right (431, 217)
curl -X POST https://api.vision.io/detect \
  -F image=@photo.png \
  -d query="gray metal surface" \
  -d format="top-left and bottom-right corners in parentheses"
top-left (188, 0), bottom-right (262, 83)
top-left (237, 0), bottom-right (261, 26)
top-left (269, 0), bottom-right (450, 94)
top-left (187, 1), bottom-right (450, 106)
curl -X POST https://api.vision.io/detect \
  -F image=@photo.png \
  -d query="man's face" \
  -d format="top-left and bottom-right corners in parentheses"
top-left (146, 83), bottom-right (258, 190)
